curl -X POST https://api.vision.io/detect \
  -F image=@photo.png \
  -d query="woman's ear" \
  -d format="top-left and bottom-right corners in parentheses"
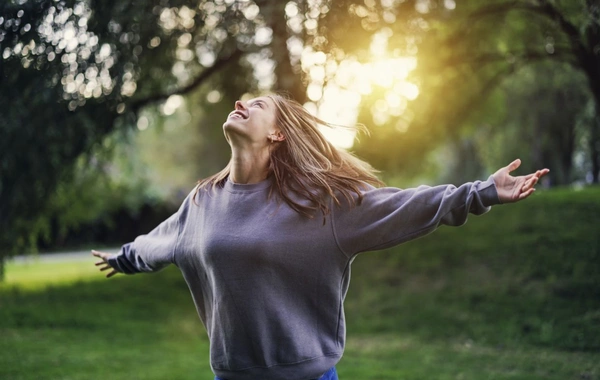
top-left (270, 130), bottom-right (285, 142)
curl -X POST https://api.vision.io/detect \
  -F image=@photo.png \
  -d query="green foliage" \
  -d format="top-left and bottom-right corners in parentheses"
top-left (436, 61), bottom-right (591, 184)
top-left (0, 0), bottom-right (257, 263)
top-left (17, 136), bottom-right (159, 252)
top-left (349, 0), bottom-right (600, 182)
top-left (487, 63), bottom-right (588, 182)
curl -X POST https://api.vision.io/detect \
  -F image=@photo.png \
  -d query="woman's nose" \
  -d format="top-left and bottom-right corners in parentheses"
top-left (235, 100), bottom-right (245, 110)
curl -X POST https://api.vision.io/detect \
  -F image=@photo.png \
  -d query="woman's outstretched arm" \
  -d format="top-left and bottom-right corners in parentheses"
top-left (91, 188), bottom-right (195, 278)
top-left (332, 159), bottom-right (549, 257)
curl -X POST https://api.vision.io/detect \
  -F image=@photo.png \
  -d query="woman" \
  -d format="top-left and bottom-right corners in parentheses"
top-left (93, 94), bottom-right (549, 380)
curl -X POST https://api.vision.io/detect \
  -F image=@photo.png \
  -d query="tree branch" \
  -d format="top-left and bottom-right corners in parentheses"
top-left (536, 0), bottom-right (587, 56)
top-left (444, 1), bottom-right (586, 59)
top-left (586, 0), bottom-right (600, 23)
top-left (438, 48), bottom-right (577, 71)
top-left (446, 67), bottom-right (513, 134)
top-left (442, 1), bottom-right (532, 48)
top-left (467, 0), bottom-right (535, 19)
top-left (130, 49), bottom-right (243, 113)
top-left (409, 66), bottom-right (514, 142)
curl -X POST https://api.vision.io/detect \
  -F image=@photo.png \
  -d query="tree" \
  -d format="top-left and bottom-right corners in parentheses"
top-left (313, 0), bottom-right (600, 182)
top-left (450, 0), bottom-right (600, 183)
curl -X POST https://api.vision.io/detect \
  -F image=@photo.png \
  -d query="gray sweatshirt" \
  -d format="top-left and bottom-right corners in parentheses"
top-left (108, 176), bottom-right (500, 380)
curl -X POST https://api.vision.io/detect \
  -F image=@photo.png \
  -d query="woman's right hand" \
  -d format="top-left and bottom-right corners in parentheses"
top-left (491, 159), bottom-right (549, 203)
top-left (92, 250), bottom-right (118, 278)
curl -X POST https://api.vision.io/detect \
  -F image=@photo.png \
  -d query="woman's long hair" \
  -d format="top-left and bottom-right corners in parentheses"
top-left (195, 94), bottom-right (384, 219)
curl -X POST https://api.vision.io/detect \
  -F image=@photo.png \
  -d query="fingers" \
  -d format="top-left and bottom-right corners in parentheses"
top-left (92, 249), bottom-right (118, 278)
top-left (521, 174), bottom-right (539, 192)
top-left (106, 270), bottom-right (118, 278)
top-left (91, 249), bottom-right (107, 258)
top-left (518, 167), bottom-right (551, 200)
top-left (522, 168), bottom-right (550, 189)
top-left (93, 254), bottom-right (108, 265)
top-left (505, 159), bottom-right (550, 178)
top-left (538, 168), bottom-right (550, 178)
top-left (518, 187), bottom-right (535, 200)
top-left (526, 168), bottom-right (550, 179)
top-left (92, 250), bottom-right (112, 261)
top-left (506, 158), bottom-right (522, 173)
top-left (96, 260), bottom-right (117, 275)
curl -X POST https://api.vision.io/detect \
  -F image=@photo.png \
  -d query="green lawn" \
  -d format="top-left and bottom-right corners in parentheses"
top-left (1, 187), bottom-right (599, 379)
top-left (4, 259), bottom-right (102, 290)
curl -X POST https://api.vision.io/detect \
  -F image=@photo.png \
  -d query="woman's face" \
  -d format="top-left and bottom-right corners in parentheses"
top-left (222, 96), bottom-right (283, 146)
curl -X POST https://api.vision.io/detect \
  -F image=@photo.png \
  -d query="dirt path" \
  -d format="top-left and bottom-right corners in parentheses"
top-left (10, 248), bottom-right (120, 264)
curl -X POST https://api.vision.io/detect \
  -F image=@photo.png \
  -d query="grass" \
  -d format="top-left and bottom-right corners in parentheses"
top-left (1, 186), bottom-right (599, 379)
top-left (0, 264), bottom-right (213, 380)
top-left (4, 260), bottom-right (100, 290)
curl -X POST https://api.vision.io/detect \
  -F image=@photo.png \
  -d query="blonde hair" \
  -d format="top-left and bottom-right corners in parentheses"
top-left (195, 94), bottom-right (383, 219)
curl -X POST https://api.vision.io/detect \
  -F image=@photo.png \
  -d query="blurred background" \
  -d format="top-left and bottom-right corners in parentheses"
top-left (2, 0), bottom-right (599, 263)
top-left (1, 0), bottom-right (599, 378)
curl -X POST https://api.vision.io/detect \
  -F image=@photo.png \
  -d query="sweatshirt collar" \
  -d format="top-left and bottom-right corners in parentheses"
top-left (224, 175), bottom-right (273, 193)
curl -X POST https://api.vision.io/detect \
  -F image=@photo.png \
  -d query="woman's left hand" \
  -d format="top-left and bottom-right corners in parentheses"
top-left (492, 159), bottom-right (550, 203)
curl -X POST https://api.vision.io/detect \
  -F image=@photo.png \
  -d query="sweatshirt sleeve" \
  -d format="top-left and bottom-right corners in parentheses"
top-left (331, 176), bottom-right (501, 257)
top-left (107, 189), bottom-right (193, 274)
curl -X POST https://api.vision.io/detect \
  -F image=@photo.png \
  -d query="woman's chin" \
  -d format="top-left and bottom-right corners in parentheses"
top-left (222, 122), bottom-right (248, 143)
top-left (222, 120), bottom-right (235, 133)
top-left (223, 118), bottom-right (245, 131)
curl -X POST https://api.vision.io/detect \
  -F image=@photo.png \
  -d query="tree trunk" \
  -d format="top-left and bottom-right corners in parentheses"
top-left (582, 4), bottom-right (600, 183)
top-left (576, 53), bottom-right (600, 183)
top-left (256, 1), bottom-right (306, 102)
top-left (586, 74), bottom-right (600, 183)
top-left (591, 113), bottom-right (600, 184)
top-left (554, 90), bottom-right (576, 184)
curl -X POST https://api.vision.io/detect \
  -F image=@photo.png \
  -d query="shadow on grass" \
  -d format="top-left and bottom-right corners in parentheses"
top-left (0, 268), bottom-right (213, 380)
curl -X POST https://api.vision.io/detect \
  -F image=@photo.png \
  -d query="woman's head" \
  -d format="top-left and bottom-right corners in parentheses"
top-left (199, 93), bottom-right (383, 219)
top-left (222, 96), bottom-right (285, 148)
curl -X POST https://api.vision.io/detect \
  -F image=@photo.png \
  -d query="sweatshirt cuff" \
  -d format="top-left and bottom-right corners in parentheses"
top-left (106, 254), bottom-right (124, 273)
top-left (106, 243), bottom-right (139, 274)
top-left (479, 175), bottom-right (502, 207)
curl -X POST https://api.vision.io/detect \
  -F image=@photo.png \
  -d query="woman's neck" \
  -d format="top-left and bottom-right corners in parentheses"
top-left (229, 148), bottom-right (270, 184)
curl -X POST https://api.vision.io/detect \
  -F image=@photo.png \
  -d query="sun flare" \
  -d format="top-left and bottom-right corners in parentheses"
top-left (303, 53), bottom-right (419, 149)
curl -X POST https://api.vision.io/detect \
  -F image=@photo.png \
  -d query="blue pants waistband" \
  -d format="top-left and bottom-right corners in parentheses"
top-left (215, 366), bottom-right (338, 380)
